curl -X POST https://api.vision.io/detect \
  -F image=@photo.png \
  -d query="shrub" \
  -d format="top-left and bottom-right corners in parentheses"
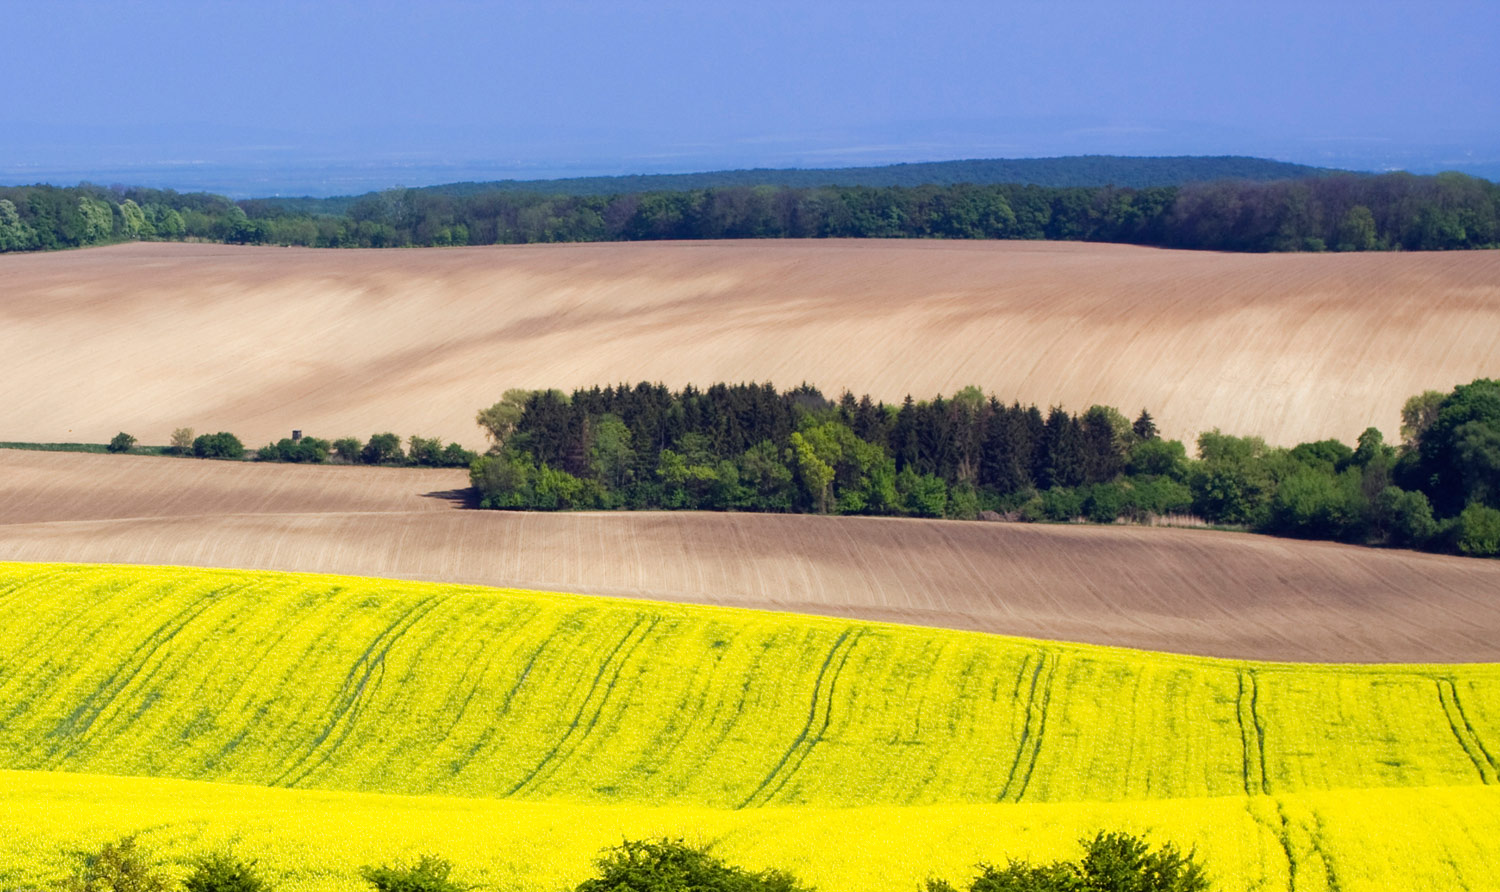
top-left (258, 436), bottom-right (330, 463)
top-left (1373, 486), bottom-right (1437, 548)
top-left (1039, 486), bottom-right (1084, 522)
top-left (62, 835), bottom-right (170, 892)
top-left (1123, 477), bottom-right (1193, 520)
top-left (408, 435), bottom-right (478, 468)
top-left (1083, 483), bottom-right (1125, 523)
top-left (1267, 468), bottom-right (1363, 540)
top-left (361, 432), bottom-right (405, 465)
top-left (106, 432), bottom-right (136, 454)
top-left (1455, 503), bottom-right (1500, 557)
top-left (193, 432), bottom-right (245, 460)
top-left (170, 427), bottom-right (195, 456)
top-left (575, 839), bottom-right (810, 892)
top-left (1126, 438), bottom-right (1188, 480)
top-left (944, 831), bottom-right (1207, 892)
top-left (332, 437), bottom-right (363, 464)
top-left (183, 852), bottom-right (270, 892)
top-left (360, 855), bottom-right (465, 892)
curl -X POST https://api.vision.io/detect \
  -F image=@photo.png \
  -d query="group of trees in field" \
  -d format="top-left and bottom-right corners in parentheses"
top-left (99, 428), bottom-right (475, 467)
top-left (469, 378), bottom-right (1500, 557)
top-left (60, 833), bottom-right (1207, 892)
top-left (3, 170), bottom-right (1497, 254)
top-left (254, 432), bottom-right (476, 467)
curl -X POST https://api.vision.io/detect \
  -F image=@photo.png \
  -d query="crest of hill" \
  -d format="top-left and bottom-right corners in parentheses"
top-left (265, 155), bottom-right (1336, 213)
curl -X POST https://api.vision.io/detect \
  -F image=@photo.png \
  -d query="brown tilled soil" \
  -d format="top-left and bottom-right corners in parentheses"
top-left (6, 450), bottom-right (1500, 663)
top-left (3, 240), bottom-right (1498, 450)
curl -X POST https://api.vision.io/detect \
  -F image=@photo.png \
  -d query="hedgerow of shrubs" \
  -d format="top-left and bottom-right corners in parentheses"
top-left (59, 834), bottom-right (1206, 892)
top-left (253, 433), bottom-right (475, 467)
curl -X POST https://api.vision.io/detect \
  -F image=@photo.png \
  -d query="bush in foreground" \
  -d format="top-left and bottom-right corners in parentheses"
top-left (575, 839), bottom-right (811, 892)
top-left (360, 855), bottom-right (465, 892)
top-left (929, 831), bottom-right (1208, 892)
top-left (183, 853), bottom-right (271, 892)
top-left (62, 836), bottom-right (170, 892)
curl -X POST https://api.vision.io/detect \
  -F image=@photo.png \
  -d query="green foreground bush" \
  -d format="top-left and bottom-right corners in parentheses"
top-left (57, 833), bottom-right (1206, 892)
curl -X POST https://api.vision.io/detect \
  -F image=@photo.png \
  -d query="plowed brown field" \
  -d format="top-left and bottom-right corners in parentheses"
top-left (3, 240), bottom-right (1498, 449)
top-left (6, 449), bottom-right (1500, 663)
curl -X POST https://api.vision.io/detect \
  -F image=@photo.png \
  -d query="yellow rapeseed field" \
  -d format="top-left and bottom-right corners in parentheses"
top-left (3, 770), bottom-right (1499, 892)
top-left (2, 562), bottom-right (1499, 890)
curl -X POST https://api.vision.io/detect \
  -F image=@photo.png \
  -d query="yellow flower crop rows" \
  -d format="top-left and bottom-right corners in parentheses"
top-left (2, 561), bottom-right (1499, 890)
top-left (2, 770), bottom-right (1499, 892)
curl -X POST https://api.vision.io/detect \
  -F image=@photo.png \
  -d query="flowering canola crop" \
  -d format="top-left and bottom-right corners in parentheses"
top-left (1, 562), bottom-right (1498, 890)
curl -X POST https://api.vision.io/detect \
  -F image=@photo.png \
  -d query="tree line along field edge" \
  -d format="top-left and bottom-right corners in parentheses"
top-left (66, 376), bottom-right (1500, 560)
top-left (3, 169), bottom-right (1498, 253)
top-left (3, 562), bottom-right (1499, 813)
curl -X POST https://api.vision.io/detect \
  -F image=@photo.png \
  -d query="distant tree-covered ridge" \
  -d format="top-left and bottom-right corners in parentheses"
top-left (471, 378), bottom-right (1500, 558)
top-left (271, 155), bottom-right (1333, 211)
top-left (2, 167), bottom-right (1497, 253)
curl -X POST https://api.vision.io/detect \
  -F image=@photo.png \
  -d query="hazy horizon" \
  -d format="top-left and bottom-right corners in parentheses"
top-left (4, 1), bottom-right (1497, 196)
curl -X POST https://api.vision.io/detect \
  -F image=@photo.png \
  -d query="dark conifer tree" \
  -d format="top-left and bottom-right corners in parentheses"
top-left (1133, 409), bottom-right (1158, 441)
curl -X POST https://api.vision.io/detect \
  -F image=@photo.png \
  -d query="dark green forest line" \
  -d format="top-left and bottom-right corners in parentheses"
top-left (268, 154), bottom-right (1334, 212)
top-left (469, 378), bottom-right (1500, 558)
top-left (3, 169), bottom-right (1497, 254)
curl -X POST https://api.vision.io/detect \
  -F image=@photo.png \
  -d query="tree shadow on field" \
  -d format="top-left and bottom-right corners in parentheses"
top-left (421, 487), bottom-right (481, 509)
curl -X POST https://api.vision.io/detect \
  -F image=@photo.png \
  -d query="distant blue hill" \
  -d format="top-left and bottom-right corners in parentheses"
top-left (264, 155), bottom-right (1338, 213)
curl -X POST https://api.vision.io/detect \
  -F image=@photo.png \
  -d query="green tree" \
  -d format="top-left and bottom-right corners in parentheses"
top-left (77, 196), bottom-right (114, 244)
top-left (1335, 205), bottom-right (1378, 251)
top-left (1373, 486), bottom-right (1437, 548)
top-left (361, 432), bottom-right (405, 465)
top-left (736, 440), bottom-right (796, 511)
top-left (0, 198), bottom-right (38, 251)
top-left (589, 414), bottom-right (636, 491)
top-left (193, 432), bottom-right (246, 460)
top-left (107, 432), bottom-right (137, 454)
top-left (1414, 379), bottom-right (1500, 514)
top-left (118, 199), bottom-right (149, 239)
top-left (333, 437), bottom-right (363, 463)
top-left (1132, 409), bottom-right (1158, 441)
top-left (790, 431), bottom-right (835, 513)
top-left (1400, 390), bottom-right (1447, 452)
top-left (1126, 438), bottom-right (1188, 480)
top-left (1191, 430), bottom-right (1278, 526)
top-left (476, 389), bottom-right (533, 451)
top-left (1455, 503), bottom-right (1500, 557)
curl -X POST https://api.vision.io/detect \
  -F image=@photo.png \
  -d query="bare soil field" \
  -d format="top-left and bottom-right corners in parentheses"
top-left (6, 450), bottom-right (1500, 663)
top-left (2, 241), bottom-right (1497, 450)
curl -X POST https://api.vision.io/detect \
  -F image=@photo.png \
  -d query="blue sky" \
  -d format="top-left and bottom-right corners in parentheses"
top-left (2, 1), bottom-right (1496, 193)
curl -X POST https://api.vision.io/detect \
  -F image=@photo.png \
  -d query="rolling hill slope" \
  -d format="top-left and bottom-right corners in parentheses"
top-left (6, 450), bottom-right (1500, 662)
top-left (3, 240), bottom-right (1498, 451)
top-left (4, 563), bottom-right (1499, 808)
